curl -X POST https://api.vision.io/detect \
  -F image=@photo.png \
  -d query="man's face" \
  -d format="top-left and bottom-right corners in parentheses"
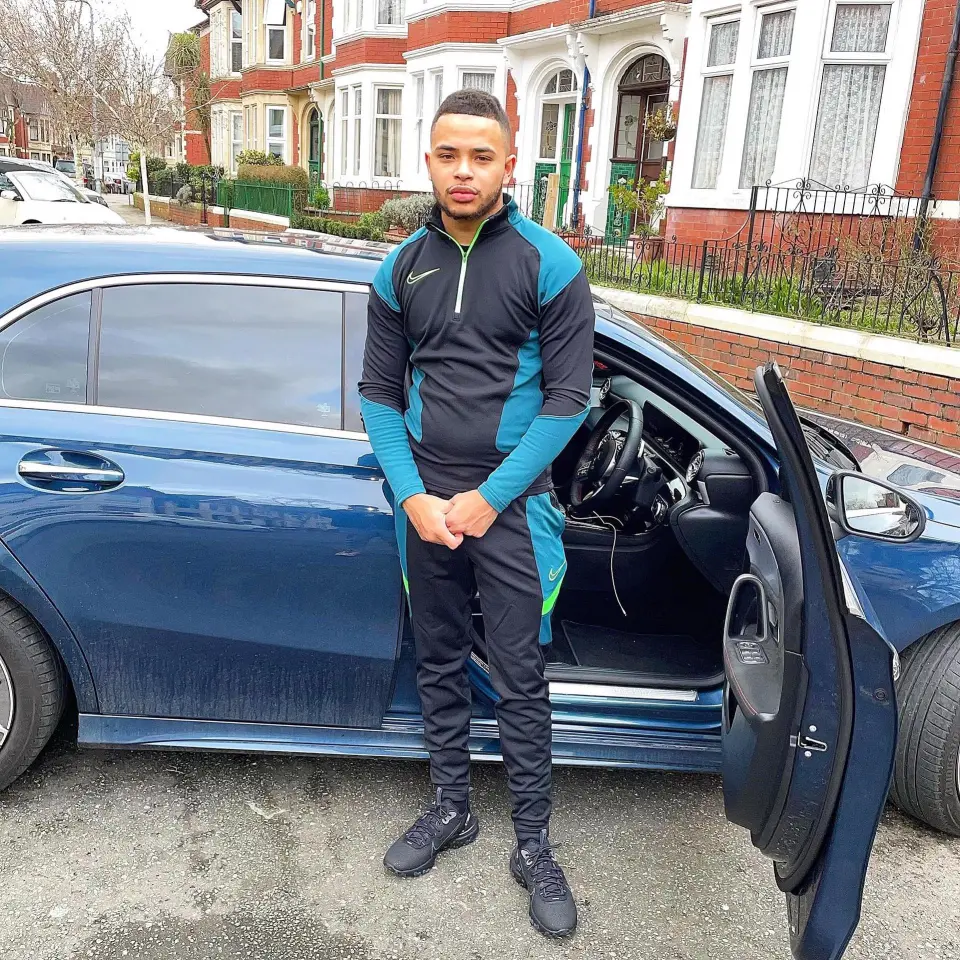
top-left (426, 113), bottom-right (517, 221)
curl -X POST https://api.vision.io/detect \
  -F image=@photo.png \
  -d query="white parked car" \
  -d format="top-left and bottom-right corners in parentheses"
top-left (0, 159), bottom-right (123, 226)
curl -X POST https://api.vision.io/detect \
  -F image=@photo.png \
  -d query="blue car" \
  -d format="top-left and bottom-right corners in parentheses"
top-left (0, 226), bottom-right (958, 959)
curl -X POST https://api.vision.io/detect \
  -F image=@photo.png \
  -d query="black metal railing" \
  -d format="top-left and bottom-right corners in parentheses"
top-left (579, 232), bottom-right (960, 345)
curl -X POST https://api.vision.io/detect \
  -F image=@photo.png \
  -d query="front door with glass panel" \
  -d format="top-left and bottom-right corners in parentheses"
top-left (308, 108), bottom-right (322, 184)
top-left (606, 54), bottom-right (670, 243)
top-left (535, 69), bottom-right (578, 228)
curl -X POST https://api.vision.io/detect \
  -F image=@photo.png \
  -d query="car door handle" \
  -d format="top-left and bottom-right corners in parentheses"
top-left (17, 450), bottom-right (125, 492)
top-left (18, 462), bottom-right (124, 483)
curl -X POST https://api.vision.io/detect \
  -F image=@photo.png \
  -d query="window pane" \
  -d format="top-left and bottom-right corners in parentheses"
top-left (545, 74), bottom-right (558, 95)
top-left (810, 63), bottom-right (885, 187)
top-left (343, 292), bottom-right (367, 433)
top-left (375, 118), bottom-right (401, 176)
top-left (269, 27), bottom-right (285, 60)
top-left (232, 10), bottom-right (242, 38)
top-left (0, 293), bottom-right (89, 403)
top-left (415, 75), bottom-right (424, 117)
top-left (434, 73), bottom-right (443, 109)
top-left (98, 285), bottom-right (343, 429)
top-left (376, 88), bottom-right (401, 116)
top-left (758, 9), bottom-right (795, 58)
top-left (354, 88), bottom-right (362, 114)
top-left (462, 73), bottom-right (494, 94)
top-left (264, 0), bottom-right (287, 25)
top-left (539, 102), bottom-right (559, 158)
top-left (692, 74), bottom-right (733, 188)
top-left (377, 0), bottom-right (400, 25)
top-left (615, 94), bottom-right (643, 158)
top-left (707, 20), bottom-right (739, 67)
top-left (832, 3), bottom-right (891, 53)
top-left (740, 66), bottom-right (788, 187)
top-left (268, 109), bottom-right (283, 138)
top-left (232, 41), bottom-right (243, 73)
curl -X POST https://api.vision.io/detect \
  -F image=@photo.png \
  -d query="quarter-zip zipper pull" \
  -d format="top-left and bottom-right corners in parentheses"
top-left (436, 221), bottom-right (486, 321)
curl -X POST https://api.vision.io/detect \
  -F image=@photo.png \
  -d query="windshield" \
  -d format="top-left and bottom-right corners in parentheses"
top-left (55, 160), bottom-right (76, 174)
top-left (9, 171), bottom-right (87, 203)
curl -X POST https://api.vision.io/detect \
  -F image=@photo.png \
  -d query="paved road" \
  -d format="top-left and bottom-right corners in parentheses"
top-left (1, 721), bottom-right (958, 960)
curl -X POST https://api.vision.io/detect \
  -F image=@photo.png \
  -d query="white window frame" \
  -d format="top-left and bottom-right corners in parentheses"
top-left (431, 69), bottom-right (444, 111)
top-left (739, 3), bottom-right (795, 189)
top-left (691, 13), bottom-right (740, 190)
top-left (267, 23), bottom-right (287, 64)
top-left (373, 85), bottom-right (402, 178)
top-left (340, 88), bottom-right (350, 176)
top-left (413, 73), bottom-right (425, 172)
top-left (266, 106), bottom-right (287, 161)
top-left (230, 110), bottom-right (243, 174)
top-left (243, 0), bottom-right (257, 67)
top-left (352, 86), bottom-right (362, 177)
top-left (231, 9), bottom-right (244, 75)
top-left (344, 0), bottom-right (364, 33)
top-left (303, 0), bottom-right (317, 60)
top-left (809, 0), bottom-right (896, 187)
top-left (244, 104), bottom-right (259, 151)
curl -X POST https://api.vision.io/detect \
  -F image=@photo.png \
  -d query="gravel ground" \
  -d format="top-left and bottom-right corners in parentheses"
top-left (1, 721), bottom-right (958, 960)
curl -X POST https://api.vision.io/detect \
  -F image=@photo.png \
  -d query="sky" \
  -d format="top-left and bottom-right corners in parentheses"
top-left (99, 0), bottom-right (204, 61)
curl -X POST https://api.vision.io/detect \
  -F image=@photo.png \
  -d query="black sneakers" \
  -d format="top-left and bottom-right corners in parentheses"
top-left (510, 829), bottom-right (578, 938)
top-left (383, 788), bottom-right (480, 877)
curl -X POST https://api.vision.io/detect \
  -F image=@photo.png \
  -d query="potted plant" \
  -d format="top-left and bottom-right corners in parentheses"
top-left (556, 222), bottom-right (592, 252)
top-left (645, 104), bottom-right (678, 143)
top-left (607, 173), bottom-right (669, 260)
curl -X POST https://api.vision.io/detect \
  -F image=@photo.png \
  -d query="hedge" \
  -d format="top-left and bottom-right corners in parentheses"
top-left (237, 163), bottom-right (309, 191)
top-left (290, 212), bottom-right (385, 241)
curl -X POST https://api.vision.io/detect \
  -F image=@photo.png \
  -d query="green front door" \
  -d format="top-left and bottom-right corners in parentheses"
top-left (557, 102), bottom-right (575, 228)
top-left (309, 111), bottom-right (322, 184)
top-left (532, 161), bottom-right (556, 225)
top-left (605, 161), bottom-right (637, 244)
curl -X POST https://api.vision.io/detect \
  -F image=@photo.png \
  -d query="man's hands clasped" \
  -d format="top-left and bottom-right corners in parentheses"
top-left (403, 490), bottom-right (498, 548)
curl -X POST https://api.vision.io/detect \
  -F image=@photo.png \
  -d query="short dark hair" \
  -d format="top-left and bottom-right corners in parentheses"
top-left (431, 89), bottom-right (513, 151)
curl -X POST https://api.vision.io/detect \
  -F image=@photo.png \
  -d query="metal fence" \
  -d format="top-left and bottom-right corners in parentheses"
top-left (217, 180), bottom-right (308, 220)
top-left (579, 233), bottom-right (960, 345)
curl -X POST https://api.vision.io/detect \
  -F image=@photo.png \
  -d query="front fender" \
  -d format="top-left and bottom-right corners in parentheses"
top-left (0, 537), bottom-right (97, 711)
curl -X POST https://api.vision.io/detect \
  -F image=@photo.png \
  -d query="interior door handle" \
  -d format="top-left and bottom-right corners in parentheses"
top-left (18, 462), bottom-right (124, 483)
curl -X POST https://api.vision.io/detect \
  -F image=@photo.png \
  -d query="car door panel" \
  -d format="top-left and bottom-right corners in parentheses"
top-left (0, 405), bottom-right (400, 727)
top-left (722, 363), bottom-right (897, 960)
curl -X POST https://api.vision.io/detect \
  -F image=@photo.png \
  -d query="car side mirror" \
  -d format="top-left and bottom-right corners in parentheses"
top-left (827, 470), bottom-right (926, 543)
top-left (0, 190), bottom-right (19, 201)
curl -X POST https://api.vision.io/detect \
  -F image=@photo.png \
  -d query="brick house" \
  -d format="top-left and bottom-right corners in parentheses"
top-left (183, 0), bottom-right (958, 242)
top-left (0, 81), bottom-right (59, 164)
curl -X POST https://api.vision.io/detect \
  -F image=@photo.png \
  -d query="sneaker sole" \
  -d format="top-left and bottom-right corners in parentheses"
top-left (384, 816), bottom-right (480, 879)
top-left (510, 856), bottom-right (577, 939)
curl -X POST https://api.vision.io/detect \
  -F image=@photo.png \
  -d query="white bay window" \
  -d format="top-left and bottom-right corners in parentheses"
top-left (809, 2), bottom-right (892, 187)
top-left (267, 106), bottom-right (286, 160)
top-left (374, 87), bottom-right (402, 178)
top-left (740, 7), bottom-right (795, 189)
top-left (692, 17), bottom-right (739, 189)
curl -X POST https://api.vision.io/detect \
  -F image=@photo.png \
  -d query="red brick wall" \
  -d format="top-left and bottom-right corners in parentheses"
top-left (241, 67), bottom-right (296, 92)
top-left (566, 0), bottom-right (682, 24)
top-left (333, 36), bottom-right (406, 69)
top-left (633, 312), bottom-right (960, 450)
top-left (134, 195), bottom-right (287, 233)
top-left (332, 186), bottom-right (424, 213)
top-left (508, 0), bottom-right (571, 35)
top-left (897, 0), bottom-right (960, 197)
top-left (665, 207), bottom-right (750, 243)
top-left (409, 12), bottom-right (509, 48)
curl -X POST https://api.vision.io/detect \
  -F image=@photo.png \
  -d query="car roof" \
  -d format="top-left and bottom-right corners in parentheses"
top-left (0, 225), bottom-right (385, 315)
top-left (0, 158), bottom-right (54, 173)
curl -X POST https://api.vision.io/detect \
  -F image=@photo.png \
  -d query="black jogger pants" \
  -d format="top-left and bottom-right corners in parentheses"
top-left (396, 490), bottom-right (567, 843)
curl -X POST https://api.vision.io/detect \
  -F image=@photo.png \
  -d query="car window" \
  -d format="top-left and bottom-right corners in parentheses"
top-left (0, 171), bottom-right (16, 193)
top-left (98, 283), bottom-right (344, 429)
top-left (343, 291), bottom-right (368, 432)
top-left (0, 292), bottom-right (90, 403)
top-left (8, 170), bottom-right (87, 203)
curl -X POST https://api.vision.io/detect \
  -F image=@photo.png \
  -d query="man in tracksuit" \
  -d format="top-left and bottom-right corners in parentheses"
top-left (358, 89), bottom-right (594, 938)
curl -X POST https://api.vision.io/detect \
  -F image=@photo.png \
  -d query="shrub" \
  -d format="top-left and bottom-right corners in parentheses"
top-left (237, 150), bottom-right (282, 167)
top-left (379, 194), bottom-right (434, 232)
top-left (311, 184), bottom-right (330, 210)
top-left (128, 152), bottom-right (167, 182)
top-left (174, 161), bottom-right (192, 180)
top-left (357, 211), bottom-right (386, 241)
top-left (291, 212), bottom-right (386, 241)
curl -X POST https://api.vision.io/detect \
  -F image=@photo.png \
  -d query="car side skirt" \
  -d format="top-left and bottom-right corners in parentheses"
top-left (78, 714), bottom-right (722, 773)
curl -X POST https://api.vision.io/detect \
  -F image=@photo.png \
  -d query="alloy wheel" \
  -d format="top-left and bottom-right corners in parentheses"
top-left (0, 650), bottom-right (13, 750)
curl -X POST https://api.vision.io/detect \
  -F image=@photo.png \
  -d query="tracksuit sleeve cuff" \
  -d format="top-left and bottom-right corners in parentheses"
top-left (477, 482), bottom-right (508, 514)
top-left (394, 481), bottom-right (427, 508)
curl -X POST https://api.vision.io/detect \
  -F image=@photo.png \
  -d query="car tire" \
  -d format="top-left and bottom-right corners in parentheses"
top-left (890, 621), bottom-right (960, 836)
top-left (0, 596), bottom-right (65, 792)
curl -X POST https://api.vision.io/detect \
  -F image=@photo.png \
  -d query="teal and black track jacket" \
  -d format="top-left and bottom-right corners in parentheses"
top-left (358, 194), bottom-right (595, 512)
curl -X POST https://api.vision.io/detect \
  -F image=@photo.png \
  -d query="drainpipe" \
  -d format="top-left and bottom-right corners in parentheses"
top-left (570, 0), bottom-right (596, 230)
top-left (914, 0), bottom-right (960, 252)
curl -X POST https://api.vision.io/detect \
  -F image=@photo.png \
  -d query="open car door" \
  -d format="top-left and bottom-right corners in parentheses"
top-left (722, 363), bottom-right (898, 960)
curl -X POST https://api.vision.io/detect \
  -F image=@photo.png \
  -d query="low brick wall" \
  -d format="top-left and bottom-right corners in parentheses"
top-left (133, 194), bottom-right (287, 233)
top-left (595, 288), bottom-right (960, 453)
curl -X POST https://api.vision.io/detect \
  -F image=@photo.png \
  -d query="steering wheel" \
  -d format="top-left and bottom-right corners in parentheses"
top-left (569, 399), bottom-right (644, 509)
